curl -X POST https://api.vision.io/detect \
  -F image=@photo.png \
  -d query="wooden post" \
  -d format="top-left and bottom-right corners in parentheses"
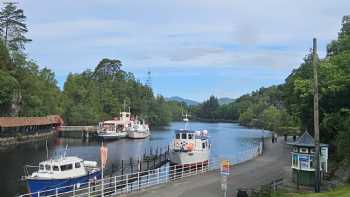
top-left (312, 38), bottom-right (321, 193)
top-left (121, 160), bottom-right (124, 175)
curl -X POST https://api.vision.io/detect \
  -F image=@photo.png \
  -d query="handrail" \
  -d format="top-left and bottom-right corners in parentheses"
top-left (18, 142), bottom-right (262, 197)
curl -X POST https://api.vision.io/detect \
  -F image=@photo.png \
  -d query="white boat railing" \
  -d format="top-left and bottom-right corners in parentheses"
top-left (18, 142), bottom-right (262, 197)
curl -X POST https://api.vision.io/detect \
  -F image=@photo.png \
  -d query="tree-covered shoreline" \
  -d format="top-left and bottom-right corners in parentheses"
top-left (194, 16), bottom-right (350, 163)
top-left (0, 2), bottom-right (184, 128)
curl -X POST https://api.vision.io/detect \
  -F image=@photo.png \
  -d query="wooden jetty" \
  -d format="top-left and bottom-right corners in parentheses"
top-left (58, 126), bottom-right (97, 139)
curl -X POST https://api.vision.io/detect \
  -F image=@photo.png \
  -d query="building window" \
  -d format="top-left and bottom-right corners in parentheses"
top-left (300, 148), bottom-right (308, 153)
top-left (293, 147), bottom-right (298, 152)
top-left (310, 156), bottom-right (314, 169)
top-left (292, 154), bottom-right (298, 167)
top-left (75, 162), bottom-right (81, 169)
top-left (202, 143), bottom-right (205, 149)
top-left (321, 162), bottom-right (326, 171)
top-left (182, 133), bottom-right (187, 139)
top-left (60, 164), bottom-right (73, 171)
top-left (176, 133), bottom-right (180, 139)
top-left (310, 148), bottom-right (315, 154)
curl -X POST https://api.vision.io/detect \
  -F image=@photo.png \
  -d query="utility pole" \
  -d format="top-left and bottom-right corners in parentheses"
top-left (312, 38), bottom-right (320, 193)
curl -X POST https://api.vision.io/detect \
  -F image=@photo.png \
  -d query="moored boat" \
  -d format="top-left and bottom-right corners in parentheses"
top-left (97, 111), bottom-right (132, 140)
top-left (24, 156), bottom-right (101, 196)
top-left (169, 115), bottom-right (210, 166)
top-left (127, 119), bottom-right (150, 139)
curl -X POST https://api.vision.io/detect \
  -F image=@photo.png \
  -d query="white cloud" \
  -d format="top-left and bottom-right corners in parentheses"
top-left (10, 0), bottom-right (350, 99)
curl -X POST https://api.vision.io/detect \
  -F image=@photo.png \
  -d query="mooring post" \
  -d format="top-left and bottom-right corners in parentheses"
top-left (130, 158), bottom-right (133, 173)
top-left (153, 157), bottom-right (156, 169)
top-left (147, 159), bottom-right (150, 171)
top-left (121, 160), bottom-right (124, 175)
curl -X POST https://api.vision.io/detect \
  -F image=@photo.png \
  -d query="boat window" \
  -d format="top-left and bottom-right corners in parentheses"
top-left (45, 164), bottom-right (51, 171)
top-left (75, 162), bottom-right (81, 168)
top-left (188, 134), bottom-right (193, 139)
top-left (53, 166), bottom-right (59, 171)
top-left (182, 133), bottom-right (187, 139)
top-left (202, 143), bottom-right (205, 149)
top-left (176, 133), bottom-right (180, 139)
top-left (39, 164), bottom-right (44, 170)
top-left (60, 164), bottom-right (73, 171)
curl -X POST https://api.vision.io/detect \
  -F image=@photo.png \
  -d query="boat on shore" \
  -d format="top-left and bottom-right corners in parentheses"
top-left (127, 119), bottom-right (150, 139)
top-left (97, 111), bottom-right (132, 140)
top-left (23, 155), bottom-right (100, 196)
top-left (169, 115), bottom-right (210, 166)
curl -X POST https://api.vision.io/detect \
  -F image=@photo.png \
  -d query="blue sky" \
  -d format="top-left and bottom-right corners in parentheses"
top-left (8, 0), bottom-right (350, 101)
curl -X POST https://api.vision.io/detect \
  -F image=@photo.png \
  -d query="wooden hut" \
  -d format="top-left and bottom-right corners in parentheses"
top-left (289, 132), bottom-right (328, 186)
top-left (0, 115), bottom-right (64, 138)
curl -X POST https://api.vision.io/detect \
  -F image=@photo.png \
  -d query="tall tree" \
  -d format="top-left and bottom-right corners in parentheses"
top-left (0, 2), bottom-right (31, 52)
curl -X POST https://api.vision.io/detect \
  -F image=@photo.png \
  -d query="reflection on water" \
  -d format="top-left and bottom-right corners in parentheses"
top-left (0, 122), bottom-right (269, 197)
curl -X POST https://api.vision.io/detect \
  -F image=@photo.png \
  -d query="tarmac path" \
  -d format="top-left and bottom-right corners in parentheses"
top-left (126, 137), bottom-right (291, 197)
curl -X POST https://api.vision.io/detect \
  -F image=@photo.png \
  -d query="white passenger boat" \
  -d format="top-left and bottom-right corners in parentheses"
top-left (97, 111), bottom-right (132, 140)
top-left (23, 156), bottom-right (100, 196)
top-left (169, 115), bottom-right (210, 165)
top-left (127, 119), bottom-right (150, 139)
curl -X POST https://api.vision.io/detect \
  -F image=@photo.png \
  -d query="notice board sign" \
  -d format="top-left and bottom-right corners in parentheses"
top-left (220, 160), bottom-right (230, 176)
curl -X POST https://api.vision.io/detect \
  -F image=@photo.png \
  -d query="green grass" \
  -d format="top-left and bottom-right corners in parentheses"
top-left (272, 185), bottom-right (350, 197)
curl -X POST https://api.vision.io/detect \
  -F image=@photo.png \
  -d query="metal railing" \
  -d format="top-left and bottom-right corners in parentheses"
top-left (19, 142), bottom-right (262, 197)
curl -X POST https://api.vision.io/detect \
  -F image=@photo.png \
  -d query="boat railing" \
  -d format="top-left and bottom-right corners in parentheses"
top-left (18, 142), bottom-right (262, 197)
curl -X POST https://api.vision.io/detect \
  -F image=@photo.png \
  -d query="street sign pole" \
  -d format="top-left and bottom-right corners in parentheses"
top-left (220, 160), bottom-right (230, 197)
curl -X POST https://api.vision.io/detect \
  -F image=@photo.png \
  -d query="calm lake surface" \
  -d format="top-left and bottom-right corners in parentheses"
top-left (0, 122), bottom-right (270, 197)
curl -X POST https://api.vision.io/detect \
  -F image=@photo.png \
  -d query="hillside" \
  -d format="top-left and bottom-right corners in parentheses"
top-left (166, 96), bottom-right (199, 106)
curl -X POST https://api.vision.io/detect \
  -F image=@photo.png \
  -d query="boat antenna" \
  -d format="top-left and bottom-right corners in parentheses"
top-left (183, 112), bottom-right (191, 130)
top-left (45, 140), bottom-right (49, 160)
top-left (63, 144), bottom-right (68, 158)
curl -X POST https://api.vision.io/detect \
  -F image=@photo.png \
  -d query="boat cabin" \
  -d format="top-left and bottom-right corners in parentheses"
top-left (173, 129), bottom-right (209, 152)
top-left (32, 157), bottom-right (90, 179)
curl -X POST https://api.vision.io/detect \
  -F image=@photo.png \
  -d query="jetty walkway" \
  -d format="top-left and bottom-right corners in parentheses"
top-left (127, 137), bottom-right (291, 197)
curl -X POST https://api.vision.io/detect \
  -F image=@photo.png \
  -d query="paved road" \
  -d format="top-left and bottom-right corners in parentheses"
top-left (126, 137), bottom-right (291, 197)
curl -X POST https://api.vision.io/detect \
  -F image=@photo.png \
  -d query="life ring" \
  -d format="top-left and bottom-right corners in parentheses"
top-left (186, 143), bottom-right (194, 151)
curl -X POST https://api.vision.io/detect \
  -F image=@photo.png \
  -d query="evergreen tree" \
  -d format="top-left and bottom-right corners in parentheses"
top-left (0, 2), bottom-right (31, 52)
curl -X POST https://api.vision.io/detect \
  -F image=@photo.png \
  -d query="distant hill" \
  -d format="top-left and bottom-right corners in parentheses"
top-left (218, 97), bottom-right (235, 105)
top-left (166, 96), bottom-right (199, 106)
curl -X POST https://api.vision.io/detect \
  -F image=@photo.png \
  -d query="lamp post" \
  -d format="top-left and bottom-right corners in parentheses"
top-left (312, 38), bottom-right (320, 193)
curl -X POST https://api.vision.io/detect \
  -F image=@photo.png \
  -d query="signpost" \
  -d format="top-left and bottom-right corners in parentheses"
top-left (220, 160), bottom-right (230, 197)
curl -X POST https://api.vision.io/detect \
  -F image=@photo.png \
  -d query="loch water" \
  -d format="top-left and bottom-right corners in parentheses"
top-left (0, 122), bottom-right (270, 197)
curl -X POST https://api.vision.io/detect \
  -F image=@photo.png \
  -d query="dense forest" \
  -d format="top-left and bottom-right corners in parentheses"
top-left (0, 2), bottom-right (184, 127)
top-left (194, 16), bottom-right (350, 162)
